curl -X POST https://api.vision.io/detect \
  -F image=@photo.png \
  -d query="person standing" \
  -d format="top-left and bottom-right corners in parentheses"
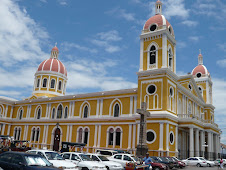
top-left (220, 158), bottom-right (224, 169)
top-left (143, 153), bottom-right (152, 170)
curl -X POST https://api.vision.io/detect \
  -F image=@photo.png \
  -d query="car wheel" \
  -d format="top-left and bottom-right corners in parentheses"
top-left (82, 167), bottom-right (89, 170)
top-left (207, 163), bottom-right (211, 167)
top-left (106, 166), bottom-right (109, 170)
top-left (154, 167), bottom-right (160, 170)
top-left (196, 163), bottom-right (201, 167)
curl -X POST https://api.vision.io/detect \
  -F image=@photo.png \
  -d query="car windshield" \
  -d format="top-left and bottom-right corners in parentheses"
top-left (25, 155), bottom-right (52, 166)
top-left (199, 158), bottom-right (205, 161)
top-left (45, 152), bottom-right (64, 160)
top-left (98, 156), bottom-right (109, 161)
top-left (131, 156), bottom-right (139, 162)
top-left (157, 157), bottom-right (162, 161)
top-left (80, 154), bottom-right (92, 161)
top-left (160, 157), bottom-right (168, 162)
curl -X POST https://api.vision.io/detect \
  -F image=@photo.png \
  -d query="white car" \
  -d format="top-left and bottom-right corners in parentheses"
top-left (27, 149), bottom-right (79, 170)
top-left (109, 154), bottom-right (152, 169)
top-left (203, 158), bottom-right (215, 167)
top-left (61, 152), bottom-right (107, 170)
top-left (86, 153), bottom-right (123, 170)
top-left (214, 159), bottom-right (226, 166)
top-left (182, 157), bottom-right (207, 167)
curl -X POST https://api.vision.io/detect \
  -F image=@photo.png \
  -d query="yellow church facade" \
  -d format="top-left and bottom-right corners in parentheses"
top-left (0, 0), bottom-right (221, 160)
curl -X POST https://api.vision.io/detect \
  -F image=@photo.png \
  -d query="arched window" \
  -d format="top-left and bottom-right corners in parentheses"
top-left (198, 86), bottom-right (203, 96)
top-left (37, 79), bottom-right (40, 88)
top-left (52, 108), bottom-right (55, 119)
top-left (58, 81), bottom-right (62, 90)
top-left (149, 45), bottom-right (156, 65)
top-left (14, 128), bottom-right (17, 140)
top-left (169, 48), bottom-right (173, 68)
top-left (64, 107), bottom-right (68, 119)
top-left (19, 109), bottom-right (23, 120)
top-left (43, 78), bottom-right (47, 87)
top-left (83, 106), bottom-right (88, 118)
top-left (36, 128), bottom-right (40, 142)
top-left (57, 105), bottom-right (63, 119)
top-left (0, 107), bottom-right (2, 117)
top-left (113, 104), bottom-right (120, 117)
top-left (51, 79), bottom-right (55, 88)
top-left (108, 128), bottom-right (114, 146)
top-left (37, 108), bottom-right (41, 119)
top-left (83, 128), bottom-right (89, 144)
top-left (31, 128), bottom-right (35, 141)
top-left (78, 128), bottom-right (83, 143)
top-left (17, 128), bottom-right (21, 140)
top-left (115, 128), bottom-right (121, 146)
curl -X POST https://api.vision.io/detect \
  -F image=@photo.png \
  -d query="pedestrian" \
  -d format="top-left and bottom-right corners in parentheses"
top-left (143, 153), bottom-right (152, 170)
top-left (220, 158), bottom-right (224, 169)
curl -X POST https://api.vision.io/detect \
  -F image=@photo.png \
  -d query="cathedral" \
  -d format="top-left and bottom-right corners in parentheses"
top-left (0, 0), bottom-right (221, 160)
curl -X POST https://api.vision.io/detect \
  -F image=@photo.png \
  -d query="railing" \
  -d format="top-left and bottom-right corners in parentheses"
top-left (178, 114), bottom-right (218, 127)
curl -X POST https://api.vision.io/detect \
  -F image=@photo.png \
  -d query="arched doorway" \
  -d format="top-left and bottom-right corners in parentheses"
top-left (53, 128), bottom-right (61, 151)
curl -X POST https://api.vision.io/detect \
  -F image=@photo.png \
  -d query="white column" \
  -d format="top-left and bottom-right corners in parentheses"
top-left (175, 125), bottom-right (178, 156)
top-left (166, 123), bottom-right (169, 156)
top-left (162, 34), bottom-right (167, 68)
top-left (1, 124), bottom-right (5, 135)
top-left (132, 124), bottom-right (136, 152)
top-left (174, 46), bottom-right (176, 73)
top-left (97, 125), bottom-right (101, 147)
top-left (208, 132), bottom-right (212, 159)
top-left (189, 127), bottom-right (194, 157)
top-left (93, 125), bottom-right (98, 147)
top-left (200, 131), bottom-right (205, 157)
top-left (139, 38), bottom-right (144, 71)
top-left (195, 129), bottom-right (199, 157)
top-left (128, 124), bottom-right (132, 149)
top-left (159, 123), bottom-right (164, 151)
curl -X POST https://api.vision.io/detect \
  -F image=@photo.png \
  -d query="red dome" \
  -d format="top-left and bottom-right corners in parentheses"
top-left (192, 65), bottom-right (209, 77)
top-left (37, 58), bottom-right (67, 76)
top-left (143, 14), bottom-right (174, 35)
top-left (52, 46), bottom-right (59, 51)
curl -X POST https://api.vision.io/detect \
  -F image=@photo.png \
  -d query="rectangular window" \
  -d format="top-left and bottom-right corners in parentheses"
top-left (109, 133), bottom-right (113, 145)
top-left (83, 132), bottom-right (88, 144)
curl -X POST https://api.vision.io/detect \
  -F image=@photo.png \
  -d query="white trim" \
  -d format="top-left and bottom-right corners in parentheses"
top-left (146, 84), bottom-right (157, 95)
top-left (51, 125), bottom-right (63, 150)
top-left (139, 38), bottom-right (144, 71)
top-left (159, 123), bottom-right (163, 150)
top-left (79, 101), bottom-right (91, 118)
top-left (50, 78), bottom-right (56, 89)
top-left (109, 99), bottom-right (123, 117)
top-left (161, 15), bottom-right (166, 25)
top-left (147, 42), bottom-right (159, 70)
top-left (146, 129), bottom-right (157, 144)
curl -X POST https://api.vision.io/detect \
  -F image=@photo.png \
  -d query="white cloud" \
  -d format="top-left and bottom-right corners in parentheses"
top-left (106, 7), bottom-right (135, 21)
top-left (177, 41), bottom-right (187, 49)
top-left (91, 30), bottom-right (122, 53)
top-left (0, 0), bottom-right (49, 66)
top-left (216, 59), bottom-right (226, 67)
top-left (189, 36), bottom-right (200, 42)
top-left (163, 0), bottom-right (190, 19)
top-left (66, 59), bottom-right (137, 91)
top-left (181, 20), bottom-right (198, 27)
top-left (61, 42), bottom-right (98, 53)
top-left (218, 43), bottom-right (226, 52)
top-left (58, 0), bottom-right (67, 6)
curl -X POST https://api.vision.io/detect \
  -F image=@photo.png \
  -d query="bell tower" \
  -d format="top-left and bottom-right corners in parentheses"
top-left (139, 0), bottom-right (176, 73)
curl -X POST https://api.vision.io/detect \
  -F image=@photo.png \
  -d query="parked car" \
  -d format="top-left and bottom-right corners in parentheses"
top-left (27, 149), bottom-right (79, 170)
top-left (109, 154), bottom-right (144, 168)
top-left (0, 151), bottom-right (58, 170)
top-left (150, 157), bottom-right (174, 169)
top-left (61, 152), bottom-right (107, 170)
top-left (149, 157), bottom-right (168, 170)
top-left (166, 157), bottom-right (179, 168)
top-left (171, 157), bottom-right (186, 168)
top-left (202, 158), bottom-right (215, 167)
top-left (85, 153), bottom-right (123, 170)
top-left (96, 149), bottom-right (118, 157)
top-left (214, 159), bottom-right (226, 166)
top-left (181, 157), bottom-right (207, 167)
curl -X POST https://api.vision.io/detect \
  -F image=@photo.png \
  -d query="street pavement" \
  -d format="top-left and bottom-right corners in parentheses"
top-left (180, 166), bottom-right (222, 170)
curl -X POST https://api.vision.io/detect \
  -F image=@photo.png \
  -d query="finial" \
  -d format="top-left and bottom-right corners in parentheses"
top-left (198, 49), bottom-right (203, 65)
top-left (55, 42), bottom-right (57, 47)
top-left (199, 49), bottom-right (201, 55)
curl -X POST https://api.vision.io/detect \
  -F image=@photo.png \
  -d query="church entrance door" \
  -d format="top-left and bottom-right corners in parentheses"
top-left (53, 128), bottom-right (61, 151)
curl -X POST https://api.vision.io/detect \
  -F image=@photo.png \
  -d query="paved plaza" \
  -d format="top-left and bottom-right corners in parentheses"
top-left (180, 166), bottom-right (222, 170)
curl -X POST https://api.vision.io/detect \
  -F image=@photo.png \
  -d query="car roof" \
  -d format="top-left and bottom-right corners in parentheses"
top-left (2, 151), bottom-right (41, 157)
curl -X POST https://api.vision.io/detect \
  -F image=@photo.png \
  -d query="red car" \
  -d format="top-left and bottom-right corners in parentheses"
top-left (150, 157), bottom-right (168, 170)
top-left (171, 157), bottom-right (186, 168)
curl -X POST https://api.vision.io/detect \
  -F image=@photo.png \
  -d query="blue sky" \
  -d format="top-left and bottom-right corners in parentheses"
top-left (0, 0), bottom-right (226, 143)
